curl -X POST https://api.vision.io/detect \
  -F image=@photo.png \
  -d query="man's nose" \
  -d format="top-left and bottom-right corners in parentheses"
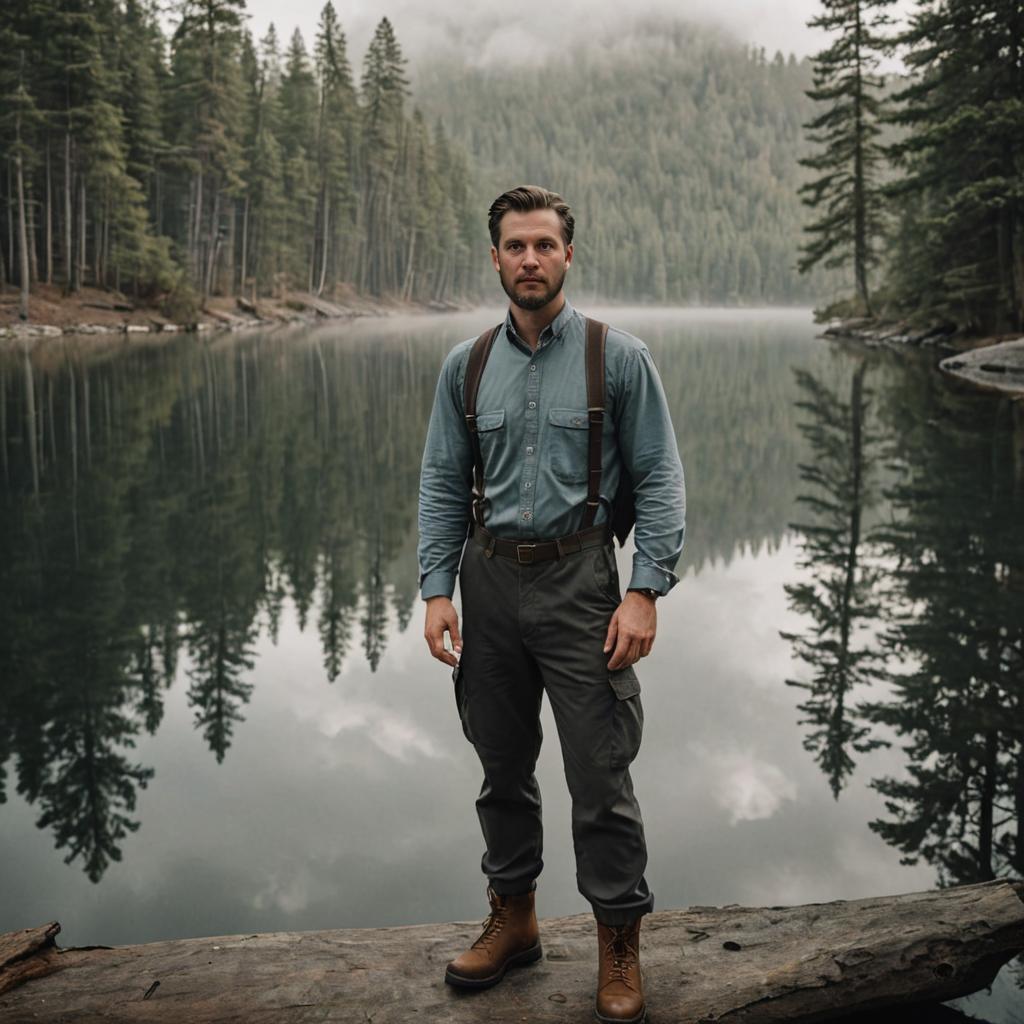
top-left (522, 248), bottom-right (540, 267)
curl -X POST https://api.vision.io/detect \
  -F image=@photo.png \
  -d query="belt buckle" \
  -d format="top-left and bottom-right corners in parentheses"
top-left (516, 543), bottom-right (536, 564)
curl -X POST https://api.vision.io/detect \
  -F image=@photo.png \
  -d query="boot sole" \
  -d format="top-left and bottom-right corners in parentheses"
top-left (444, 940), bottom-right (543, 989)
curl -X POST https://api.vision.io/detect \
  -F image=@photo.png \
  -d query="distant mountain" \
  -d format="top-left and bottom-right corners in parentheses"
top-left (411, 17), bottom-right (853, 306)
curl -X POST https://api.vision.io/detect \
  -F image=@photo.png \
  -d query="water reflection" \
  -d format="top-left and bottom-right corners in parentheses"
top-left (782, 347), bottom-right (1024, 886)
top-left (781, 358), bottom-right (889, 797)
top-left (1, 319), bottom-right (1022, 924)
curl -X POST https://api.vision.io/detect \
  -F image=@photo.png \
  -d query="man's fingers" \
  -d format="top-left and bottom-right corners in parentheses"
top-left (448, 616), bottom-right (462, 652)
top-left (603, 611), bottom-right (618, 653)
top-left (607, 634), bottom-right (634, 671)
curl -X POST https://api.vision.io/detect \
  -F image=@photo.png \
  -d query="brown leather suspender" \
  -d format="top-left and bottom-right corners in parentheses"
top-left (464, 323), bottom-right (502, 527)
top-left (463, 315), bottom-right (632, 544)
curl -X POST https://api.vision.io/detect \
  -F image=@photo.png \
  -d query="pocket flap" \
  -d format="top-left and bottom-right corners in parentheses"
top-left (549, 408), bottom-right (590, 430)
top-left (608, 665), bottom-right (641, 699)
top-left (475, 409), bottom-right (505, 432)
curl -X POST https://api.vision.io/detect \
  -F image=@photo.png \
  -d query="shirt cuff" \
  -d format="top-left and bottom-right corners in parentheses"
top-left (627, 563), bottom-right (677, 595)
top-left (420, 570), bottom-right (457, 601)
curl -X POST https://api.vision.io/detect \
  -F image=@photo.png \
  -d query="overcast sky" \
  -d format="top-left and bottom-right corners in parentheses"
top-left (229, 0), bottom-right (916, 76)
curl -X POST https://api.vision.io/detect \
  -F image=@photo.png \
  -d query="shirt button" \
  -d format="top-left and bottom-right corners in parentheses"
top-left (526, 446), bottom-right (535, 454)
top-left (524, 481), bottom-right (532, 488)
top-left (572, 416), bottom-right (583, 425)
top-left (522, 510), bottom-right (532, 520)
top-left (530, 364), bottom-right (537, 371)
top-left (528, 401), bottom-right (536, 409)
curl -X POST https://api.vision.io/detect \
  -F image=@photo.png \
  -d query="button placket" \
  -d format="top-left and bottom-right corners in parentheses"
top-left (520, 355), bottom-right (542, 531)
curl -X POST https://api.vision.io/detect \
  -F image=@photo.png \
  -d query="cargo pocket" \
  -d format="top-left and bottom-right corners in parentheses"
top-left (452, 662), bottom-right (473, 744)
top-left (548, 408), bottom-right (590, 484)
top-left (608, 666), bottom-right (643, 769)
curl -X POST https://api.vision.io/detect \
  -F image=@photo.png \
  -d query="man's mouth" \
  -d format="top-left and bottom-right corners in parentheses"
top-left (520, 278), bottom-right (543, 284)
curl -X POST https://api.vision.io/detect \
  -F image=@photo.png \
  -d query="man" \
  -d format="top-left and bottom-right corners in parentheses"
top-left (417, 185), bottom-right (685, 1024)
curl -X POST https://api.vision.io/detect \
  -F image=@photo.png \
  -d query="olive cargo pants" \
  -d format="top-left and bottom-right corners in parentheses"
top-left (452, 525), bottom-right (654, 925)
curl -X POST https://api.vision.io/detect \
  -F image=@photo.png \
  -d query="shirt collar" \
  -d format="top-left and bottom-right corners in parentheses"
top-left (504, 296), bottom-right (576, 351)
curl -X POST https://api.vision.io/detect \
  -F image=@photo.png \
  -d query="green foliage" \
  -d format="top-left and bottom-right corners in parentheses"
top-left (412, 22), bottom-right (849, 304)
top-left (797, 0), bottom-right (898, 313)
top-left (877, 0), bottom-right (1024, 333)
top-left (161, 273), bottom-right (201, 322)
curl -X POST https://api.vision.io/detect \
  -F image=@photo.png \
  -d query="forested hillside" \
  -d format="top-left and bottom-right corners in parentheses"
top-left (411, 19), bottom-right (850, 305)
top-left (0, 0), bottom-right (479, 319)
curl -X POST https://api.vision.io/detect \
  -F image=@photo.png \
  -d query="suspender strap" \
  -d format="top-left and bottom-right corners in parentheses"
top-left (464, 323), bottom-right (502, 527)
top-left (582, 316), bottom-right (609, 529)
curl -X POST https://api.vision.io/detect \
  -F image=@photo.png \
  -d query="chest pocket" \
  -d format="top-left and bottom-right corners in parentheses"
top-left (475, 409), bottom-right (506, 467)
top-left (548, 408), bottom-right (590, 484)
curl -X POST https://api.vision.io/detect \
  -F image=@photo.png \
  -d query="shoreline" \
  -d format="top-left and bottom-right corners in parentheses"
top-left (818, 315), bottom-right (1024, 400)
top-left (0, 282), bottom-right (472, 347)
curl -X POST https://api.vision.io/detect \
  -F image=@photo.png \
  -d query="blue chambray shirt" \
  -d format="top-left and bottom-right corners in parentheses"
top-left (417, 296), bottom-right (686, 600)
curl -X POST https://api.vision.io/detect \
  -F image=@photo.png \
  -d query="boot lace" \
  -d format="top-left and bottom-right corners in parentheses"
top-left (602, 925), bottom-right (640, 991)
top-left (471, 886), bottom-right (510, 951)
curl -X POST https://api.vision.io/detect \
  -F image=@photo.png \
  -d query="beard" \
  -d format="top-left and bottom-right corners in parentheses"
top-left (499, 265), bottom-right (567, 311)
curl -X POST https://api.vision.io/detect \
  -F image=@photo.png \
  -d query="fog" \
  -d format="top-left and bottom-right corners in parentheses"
top-left (235, 0), bottom-right (915, 76)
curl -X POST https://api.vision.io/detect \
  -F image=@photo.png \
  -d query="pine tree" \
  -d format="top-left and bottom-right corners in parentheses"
top-left (169, 0), bottom-right (247, 297)
top-left (312, 1), bottom-right (356, 295)
top-left (797, 0), bottom-right (899, 314)
top-left (358, 17), bottom-right (409, 295)
top-left (881, 0), bottom-right (1024, 333)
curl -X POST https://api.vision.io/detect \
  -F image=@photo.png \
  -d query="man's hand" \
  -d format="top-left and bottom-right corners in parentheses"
top-left (424, 595), bottom-right (462, 668)
top-left (604, 591), bottom-right (657, 670)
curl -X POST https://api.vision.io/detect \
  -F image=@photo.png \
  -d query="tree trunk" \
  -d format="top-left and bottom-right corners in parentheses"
top-left (15, 132), bottom-right (30, 321)
top-left (77, 176), bottom-right (86, 289)
top-left (45, 138), bottom-right (52, 285)
top-left (239, 194), bottom-right (249, 296)
top-left (204, 185), bottom-right (220, 298)
top-left (316, 191), bottom-right (329, 297)
top-left (1, 880), bottom-right (1023, 1022)
top-left (63, 132), bottom-right (74, 293)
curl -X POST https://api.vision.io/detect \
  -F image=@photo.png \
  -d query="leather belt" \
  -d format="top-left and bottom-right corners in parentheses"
top-left (470, 521), bottom-right (611, 563)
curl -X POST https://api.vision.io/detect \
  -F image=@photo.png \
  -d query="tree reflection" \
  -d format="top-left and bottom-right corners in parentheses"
top-left (783, 351), bottom-right (1024, 900)
top-left (780, 359), bottom-right (888, 796)
top-left (863, 380), bottom-right (1024, 886)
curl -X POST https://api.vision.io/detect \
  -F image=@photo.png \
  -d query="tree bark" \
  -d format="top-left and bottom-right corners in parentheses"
top-left (1, 879), bottom-right (1022, 1023)
top-left (77, 176), bottom-right (86, 289)
top-left (63, 132), bottom-right (74, 293)
top-left (15, 134), bottom-right (30, 321)
top-left (45, 138), bottom-right (52, 285)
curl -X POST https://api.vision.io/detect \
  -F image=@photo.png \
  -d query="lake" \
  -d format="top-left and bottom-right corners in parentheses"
top-left (1, 307), bottom-right (1022, 1018)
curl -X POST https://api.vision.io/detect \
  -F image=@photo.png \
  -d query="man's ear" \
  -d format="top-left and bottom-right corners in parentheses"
top-left (565, 241), bottom-right (573, 270)
top-left (490, 245), bottom-right (500, 272)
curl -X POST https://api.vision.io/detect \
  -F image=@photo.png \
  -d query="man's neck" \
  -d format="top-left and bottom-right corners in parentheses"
top-left (509, 294), bottom-right (565, 352)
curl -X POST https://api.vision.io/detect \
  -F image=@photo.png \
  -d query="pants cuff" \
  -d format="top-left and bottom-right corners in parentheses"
top-left (490, 878), bottom-right (537, 896)
top-left (592, 898), bottom-right (654, 926)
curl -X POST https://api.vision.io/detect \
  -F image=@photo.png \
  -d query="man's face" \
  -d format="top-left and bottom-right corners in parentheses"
top-left (490, 208), bottom-right (573, 311)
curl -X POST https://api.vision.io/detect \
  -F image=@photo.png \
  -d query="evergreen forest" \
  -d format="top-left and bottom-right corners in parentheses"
top-left (0, 1), bottom-right (1020, 332)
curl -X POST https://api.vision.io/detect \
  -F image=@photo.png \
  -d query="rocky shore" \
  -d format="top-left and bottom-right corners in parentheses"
top-left (820, 315), bottom-right (1024, 399)
top-left (0, 282), bottom-right (469, 346)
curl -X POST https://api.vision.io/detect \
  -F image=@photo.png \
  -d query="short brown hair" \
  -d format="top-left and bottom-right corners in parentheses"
top-left (488, 185), bottom-right (574, 249)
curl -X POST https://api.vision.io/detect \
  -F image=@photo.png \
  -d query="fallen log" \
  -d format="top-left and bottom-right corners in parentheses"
top-left (0, 878), bottom-right (1021, 1023)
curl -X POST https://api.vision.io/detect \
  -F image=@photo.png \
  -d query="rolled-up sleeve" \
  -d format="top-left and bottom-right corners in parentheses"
top-left (617, 344), bottom-right (686, 594)
top-left (417, 345), bottom-right (473, 600)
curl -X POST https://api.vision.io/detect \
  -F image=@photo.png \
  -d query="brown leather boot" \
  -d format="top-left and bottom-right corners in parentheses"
top-left (444, 884), bottom-right (543, 988)
top-left (595, 917), bottom-right (646, 1023)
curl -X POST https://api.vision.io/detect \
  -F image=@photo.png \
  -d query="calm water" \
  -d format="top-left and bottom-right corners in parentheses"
top-left (1, 308), bottom-right (1022, 1017)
